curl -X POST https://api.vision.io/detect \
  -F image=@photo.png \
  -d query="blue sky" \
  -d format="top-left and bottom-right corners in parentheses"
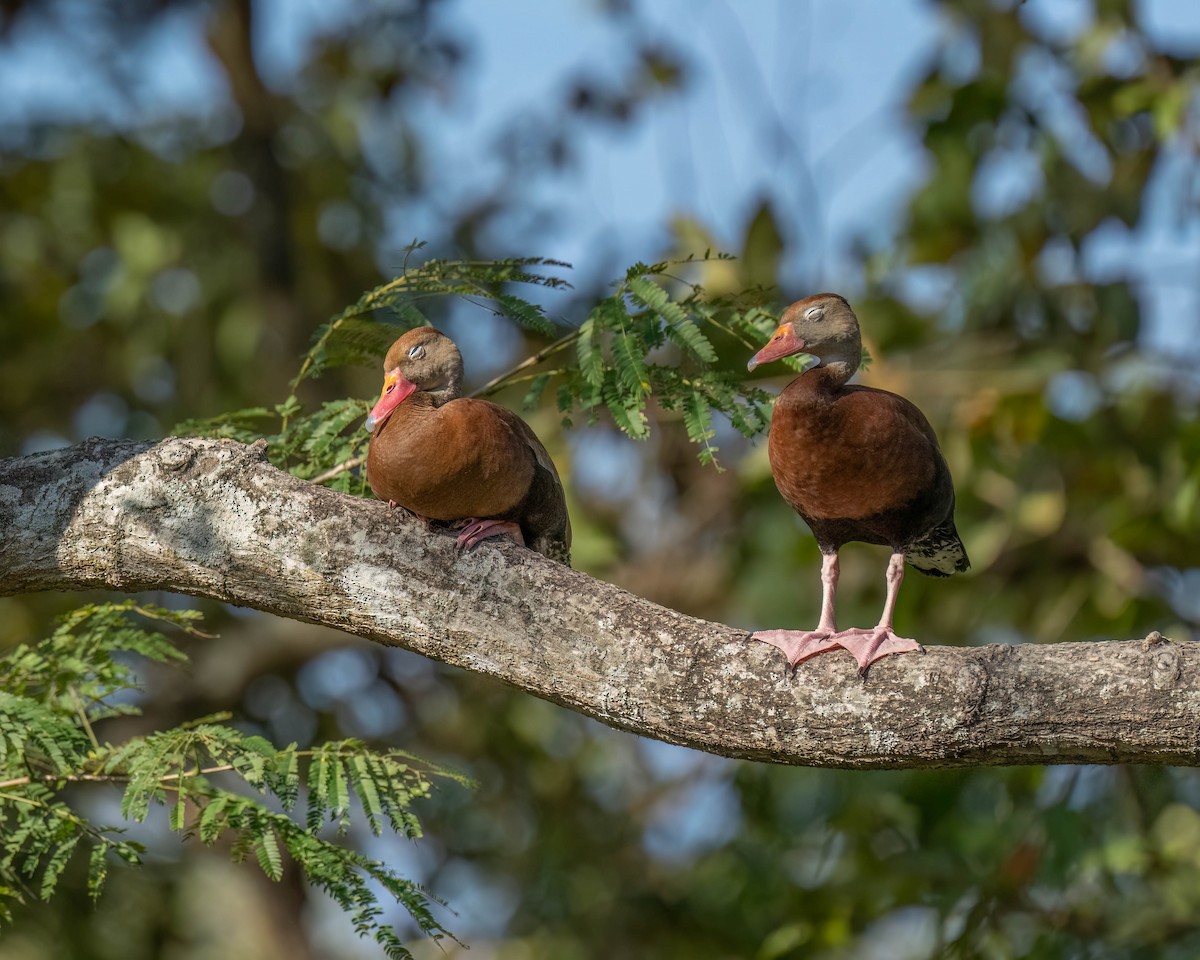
top-left (3, 0), bottom-right (1197, 356)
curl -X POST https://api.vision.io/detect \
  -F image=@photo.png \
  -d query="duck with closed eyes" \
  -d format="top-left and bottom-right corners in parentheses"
top-left (365, 326), bottom-right (571, 564)
top-left (746, 294), bottom-right (969, 674)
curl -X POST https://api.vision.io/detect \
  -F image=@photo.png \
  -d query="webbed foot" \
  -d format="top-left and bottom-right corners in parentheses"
top-left (752, 629), bottom-right (844, 671)
top-left (832, 628), bottom-right (922, 676)
top-left (455, 518), bottom-right (525, 552)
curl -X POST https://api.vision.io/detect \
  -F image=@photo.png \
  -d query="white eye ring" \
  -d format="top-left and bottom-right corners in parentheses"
top-left (804, 307), bottom-right (823, 320)
top-left (407, 344), bottom-right (425, 360)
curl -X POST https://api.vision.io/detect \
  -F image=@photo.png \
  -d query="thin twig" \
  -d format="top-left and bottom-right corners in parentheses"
top-left (0, 764), bottom-right (239, 791)
top-left (131, 604), bottom-right (218, 639)
top-left (0, 790), bottom-right (42, 807)
top-left (469, 328), bottom-right (581, 399)
top-left (493, 368), bottom-right (567, 387)
top-left (71, 687), bottom-right (100, 752)
top-left (702, 312), bottom-right (763, 351)
top-left (312, 455), bottom-right (366, 485)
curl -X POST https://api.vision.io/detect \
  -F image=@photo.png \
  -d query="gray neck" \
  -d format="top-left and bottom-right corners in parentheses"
top-left (426, 367), bottom-right (463, 407)
top-left (817, 353), bottom-right (858, 388)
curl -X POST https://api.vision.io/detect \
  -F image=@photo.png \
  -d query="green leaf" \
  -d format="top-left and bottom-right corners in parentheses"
top-left (198, 795), bottom-right (230, 844)
top-left (38, 832), bottom-right (80, 901)
top-left (628, 274), bottom-right (689, 328)
top-left (350, 755), bottom-right (384, 837)
top-left (612, 329), bottom-right (650, 398)
top-left (522, 372), bottom-right (552, 411)
top-left (172, 407), bottom-right (275, 442)
top-left (305, 317), bottom-right (406, 380)
top-left (276, 746), bottom-right (300, 812)
top-left (683, 388), bottom-right (718, 465)
top-left (665, 316), bottom-right (717, 363)
top-left (602, 374), bottom-right (650, 440)
top-left (0, 692), bottom-right (88, 774)
top-left (307, 755), bottom-right (327, 833)
top-left (254, 825), bottom-right (283, 882)
top-left (86, 841), bottom-right (109, 902)
top-left (274, 394), bottom-right (302, 422)
top-left (497, 293), bottom-right (556, 336)
top-left (576, 316), bottom-right (604, 388)
top-left (333, 758), bottom-right (351, 831)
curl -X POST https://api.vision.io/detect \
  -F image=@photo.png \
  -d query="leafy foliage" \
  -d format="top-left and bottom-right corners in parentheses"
top-left (178, 250), bottom-right (802, 478)
top-left (174, 249), bottom-right (577, 490)
top-left (0, 603), bottom-right (468, 957)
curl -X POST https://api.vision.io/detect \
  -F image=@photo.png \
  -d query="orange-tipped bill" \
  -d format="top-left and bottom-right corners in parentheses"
top-left (747, 322), bottom-right (815, 372)
top-left (365, 369), bottom-right (418, 431)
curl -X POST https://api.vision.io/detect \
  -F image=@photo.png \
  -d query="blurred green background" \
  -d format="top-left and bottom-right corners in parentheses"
top-left (2, 0), bottom-right (1199, 957)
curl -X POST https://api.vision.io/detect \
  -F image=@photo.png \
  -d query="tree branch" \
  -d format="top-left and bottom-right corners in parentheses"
top-left (1, 437), bottom-right (1195, 769)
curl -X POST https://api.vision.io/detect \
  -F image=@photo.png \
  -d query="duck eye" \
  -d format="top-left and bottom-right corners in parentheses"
top-left (805, 307), bottom-right (823, 321)
top-left (407, 344), bottom-right (425, 360)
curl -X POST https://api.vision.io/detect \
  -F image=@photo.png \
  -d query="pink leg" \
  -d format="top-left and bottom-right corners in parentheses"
top-left (455, 518), bottom-right (525, 553)
top-left (834, 551), bottom-right (922, 675)
top-left (752, 553), bottom-right (845, 669)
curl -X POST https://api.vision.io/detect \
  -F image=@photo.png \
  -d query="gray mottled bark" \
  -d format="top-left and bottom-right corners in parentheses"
top-left (0, 437), bottom-right (1194, 769)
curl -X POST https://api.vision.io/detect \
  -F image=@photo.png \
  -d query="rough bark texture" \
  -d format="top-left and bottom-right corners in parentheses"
top-left (0, 437), bottom-right (1194, 769)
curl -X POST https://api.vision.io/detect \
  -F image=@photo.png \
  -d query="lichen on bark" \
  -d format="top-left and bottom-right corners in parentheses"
top-left (2, 437), bottom-right (1197, 770)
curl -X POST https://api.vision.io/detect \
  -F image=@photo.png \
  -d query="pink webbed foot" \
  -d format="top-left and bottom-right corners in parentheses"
top-left (833, 627), bottom-right (923, 676)
top-left (455, 518), bottom-right (525, 553)
top-left (752, 629), bottom-right (844, 672)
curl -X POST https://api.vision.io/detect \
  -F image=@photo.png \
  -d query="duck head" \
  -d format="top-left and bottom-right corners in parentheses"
top-left (747, 294), bottom-right (862, 382)
top-left (366, 326), bottom-right (465, 431)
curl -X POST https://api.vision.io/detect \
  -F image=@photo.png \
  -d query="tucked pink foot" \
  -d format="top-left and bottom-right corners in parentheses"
top-left (833, 627), bottom-right (922, 675)
top-left (455, 518), bottom-right (525, 552)
top-left (752, 629), bottom-right (844, 670)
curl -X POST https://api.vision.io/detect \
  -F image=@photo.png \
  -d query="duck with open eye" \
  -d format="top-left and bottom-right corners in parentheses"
top-left (365, 327), bottom-right (571, 564)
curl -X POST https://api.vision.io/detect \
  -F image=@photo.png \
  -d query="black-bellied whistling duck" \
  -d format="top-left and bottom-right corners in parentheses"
top-left (365, 327), bottom-right (571, 564)
top-left (747, 294), bottom-right (968, 674)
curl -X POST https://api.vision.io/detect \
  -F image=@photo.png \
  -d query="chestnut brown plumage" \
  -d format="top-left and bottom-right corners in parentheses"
top-left (747, 294), bottom-right (968, 673)
top-left (365, 327), bottom-right (571, 564)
